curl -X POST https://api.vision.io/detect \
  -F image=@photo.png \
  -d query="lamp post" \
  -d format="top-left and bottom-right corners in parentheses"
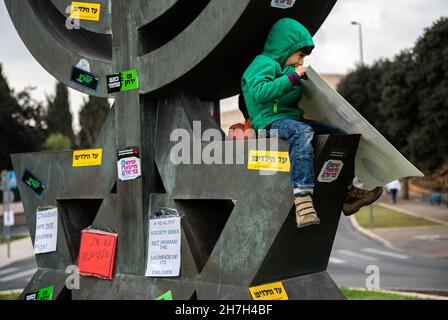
top-left (351, 21), bottom-right (364, 66)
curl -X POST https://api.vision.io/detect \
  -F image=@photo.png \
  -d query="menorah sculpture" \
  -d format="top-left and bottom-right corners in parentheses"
top-left (4, 0), bottom-right (367, 300)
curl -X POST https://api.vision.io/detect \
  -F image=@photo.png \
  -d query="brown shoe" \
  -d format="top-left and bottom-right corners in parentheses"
top-left (342, 186), bottom-right (383, 216)
top-left (294, 195), bottom-right (320, 228)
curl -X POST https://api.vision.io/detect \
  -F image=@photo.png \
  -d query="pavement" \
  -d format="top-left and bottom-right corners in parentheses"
top-left (351, 192), bottom-right (448, 258)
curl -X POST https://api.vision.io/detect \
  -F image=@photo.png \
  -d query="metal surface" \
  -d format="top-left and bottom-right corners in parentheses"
top-left (3, 0), bottom-right (361, 300)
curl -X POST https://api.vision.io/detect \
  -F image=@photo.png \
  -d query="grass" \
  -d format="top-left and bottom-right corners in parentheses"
top-left (0, 292), bottom-right (21, 300)
top-left (354, 205), bottom-right (442, 229)
top-left (0, 235), bottom-right (28, 245)
top-left (341, 288), bottom-right (430, 300)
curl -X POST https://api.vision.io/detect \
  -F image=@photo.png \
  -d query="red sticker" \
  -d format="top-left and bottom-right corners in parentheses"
top-left (78, 230), bottom-right (118, 280)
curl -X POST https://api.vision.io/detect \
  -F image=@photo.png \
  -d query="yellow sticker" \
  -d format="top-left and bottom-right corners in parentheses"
top-left (73, 149), bottom-right (103, 167)
top-left (249, 282), bottom-right (289, 300)
top-left (248, 150), bottom-right (290, 172)
top-left (70, 2), bottom-right (101, 21)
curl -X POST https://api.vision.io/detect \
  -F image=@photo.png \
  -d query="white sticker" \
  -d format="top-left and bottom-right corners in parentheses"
top-left (271, 0), bottom-right (296, 9)
top-left (34, 207), bottom-right (58, 254)
top-left (3, 210), bottom-right (14, 227)
top-left (317, 160), bottom-right (344, 183)
top-left (145, 217), bottom-right (181, 277)
top-left (76, 59), bottom-right (91, 72)
top-left (117, 147), bottom-right (141, 181)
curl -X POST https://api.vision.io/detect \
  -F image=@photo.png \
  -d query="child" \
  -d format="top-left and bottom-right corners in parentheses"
top-left (241, 18), bottom-right (383, 228)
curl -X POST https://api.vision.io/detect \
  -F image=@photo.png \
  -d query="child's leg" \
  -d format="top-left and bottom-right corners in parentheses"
top-left (270, 118), bottom-right (315, 196)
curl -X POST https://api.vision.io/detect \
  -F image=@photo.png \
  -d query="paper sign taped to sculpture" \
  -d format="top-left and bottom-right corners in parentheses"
top-left (146, 217), bottom-right (181, 277)
top-left (117, 147), bottom-right (141, 181)
top-left (70, 2), bottom-right (101, 21)
top-left (318, 160), bottom-right (344, 183)
top-left (78, 229), bottom-right (118, 280)
top-left (249, 282), bottom-right (289, 300)
top-left (300, 67), bottom-right (423, 189)
top-left (34, 207), bottom-right (58, 254)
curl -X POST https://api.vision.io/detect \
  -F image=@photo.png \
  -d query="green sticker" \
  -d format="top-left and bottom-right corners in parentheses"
top-left (120, 69), bottom-right (139, 91)
top-left (155, 290), bottom-right (173, 300)
top-left (37, 285), bottom-right (54, 300)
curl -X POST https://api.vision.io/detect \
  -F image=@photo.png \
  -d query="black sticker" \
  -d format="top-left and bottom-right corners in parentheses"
top-left (107, 73), bottom-right (121, 93)
top-left (117, 146), bottom-right (140, 160)
top-left (71, 66), bottom-right (99, 92)
top-left (24, 292), bottom-right (38, 301)
top-left (22, 170), bottom-right (46, 197)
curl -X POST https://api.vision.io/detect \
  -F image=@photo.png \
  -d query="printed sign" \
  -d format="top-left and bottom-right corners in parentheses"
top-left (78, 229), bottom-right (118, 280)
top-left (70, 2), bottom-right (101, 21)
top-left (248, 150), bottom-right (290, 172)
top-left (107, 73), bottom-right (121, 93)
top-left (7, 171), bottom-right (17, 189)
top-left (71, 66), bottom-right (100, 92)
top-left (22, 170), bottom-right (45, 197)
top-left (317, 159), bottom-right (344, 183)
top-left (34, 207), bottom-right (58, 254)
top-left (271, 0), bottom-right (296, 9)
top-left (3, 210), bottom-right (14, 227)
top-left (107, 69), bottom-right (139, 93)
top-left (37, 286), bottom-right (54, 300)
top-left (146, 217), bottom-right (181, 277)
top-left (249, 282), bottom-right (289, 300)
top-left (117, 147), bottom-right (141, 181)
top-left (73, 149), bottom-right (103, 167)
top-left (155, 290), bottom-right (173, 300)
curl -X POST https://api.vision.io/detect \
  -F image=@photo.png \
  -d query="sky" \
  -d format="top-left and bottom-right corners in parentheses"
top-left (1, 0), bottom-right (447, 130)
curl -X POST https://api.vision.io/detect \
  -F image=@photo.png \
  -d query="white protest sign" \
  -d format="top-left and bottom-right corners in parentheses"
top-left (145, 217), bottom-right (181, 277)
top-left (3, 210), bottom-right (14, 227)
top-left (271, 0), bottom-right (296, 9)
top-left (318, 160), bottom-right (344, 183)
top-left (34, 207), bottom-right (58, 254)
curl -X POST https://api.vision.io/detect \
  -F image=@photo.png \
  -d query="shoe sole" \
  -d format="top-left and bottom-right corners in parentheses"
top-left (297, 220), bottom-right (321, 228)
top-left (343, 189), bottom-right (383, 216)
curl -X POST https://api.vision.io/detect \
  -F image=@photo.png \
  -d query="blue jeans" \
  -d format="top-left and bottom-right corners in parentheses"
top-left (269, 118), bottom-right (344, 195)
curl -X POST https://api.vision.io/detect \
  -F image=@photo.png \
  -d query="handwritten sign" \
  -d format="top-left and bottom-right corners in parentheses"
top-left (248, 150), bottom-right (290, 172)
top-left (73, 149), bottom-right (102, 167)
top-left (117, 147), bottom-right (141, 181)
top-left (78, 229), bottom-right (118, 280)
top-left (22, 170), bottom-right (45, 196)
top-left (146, 217), bottom-right (181, 277)
top-left (249, 282), bottom-right (289, 300)
top-left (271, 0), bottom-right (296, 9)
top-left (317, 160), bottom-right (344, 183)
top-left (70, 2), bottom-right (101, 21)
top-left (34, 207), bottom-right (58, 255)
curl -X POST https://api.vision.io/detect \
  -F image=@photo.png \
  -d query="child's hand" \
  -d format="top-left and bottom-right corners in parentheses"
top-left (294, 66), bottom-right (309, 79)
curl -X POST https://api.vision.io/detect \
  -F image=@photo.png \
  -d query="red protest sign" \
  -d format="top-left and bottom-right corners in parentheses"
top-left (78, 229), bottom-right (118, 280)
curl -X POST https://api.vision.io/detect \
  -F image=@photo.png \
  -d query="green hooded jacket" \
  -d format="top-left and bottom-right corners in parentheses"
top-left (241, 18), bottom-right (314, 130)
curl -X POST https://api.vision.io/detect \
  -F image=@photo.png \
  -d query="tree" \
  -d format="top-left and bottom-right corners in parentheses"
top-left (43, 134), bottom-right (72, 151)
top-left (407, 17), bottom-right (448, 172)
top-left (78, 96), bottom-right (110, 148)
top-left (46, 82), bottom-right (74, 143)
top-left (0, 64), bottom-right (48, 169)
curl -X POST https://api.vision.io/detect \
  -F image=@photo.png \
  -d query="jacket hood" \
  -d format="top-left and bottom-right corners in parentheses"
top-left (262, 18), bottom-right (314, 66)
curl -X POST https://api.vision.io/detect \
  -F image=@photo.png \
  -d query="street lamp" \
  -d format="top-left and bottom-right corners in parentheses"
top-left (351, 21), bottom-right (364, 66)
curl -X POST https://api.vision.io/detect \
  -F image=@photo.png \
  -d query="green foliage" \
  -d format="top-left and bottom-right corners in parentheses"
top-left (43, 133), bottom-right (72, 151)
top-left (78, 96), bottom-right (110, 148)
top-left (338, 17), bottom-right (448, 173)
top-left (46, 82), bottom-right (74, 143)
top-left (0, 64), bottom-right (48, 170)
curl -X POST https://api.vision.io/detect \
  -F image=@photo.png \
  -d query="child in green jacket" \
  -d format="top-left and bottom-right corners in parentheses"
top-left (241, 18), bottom-right (382, 228)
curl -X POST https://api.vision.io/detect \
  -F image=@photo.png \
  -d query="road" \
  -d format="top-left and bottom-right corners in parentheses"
top-left (328, 217), bottom-right (448, 292)
top-left (1, 217), bottom-right (448, 293)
